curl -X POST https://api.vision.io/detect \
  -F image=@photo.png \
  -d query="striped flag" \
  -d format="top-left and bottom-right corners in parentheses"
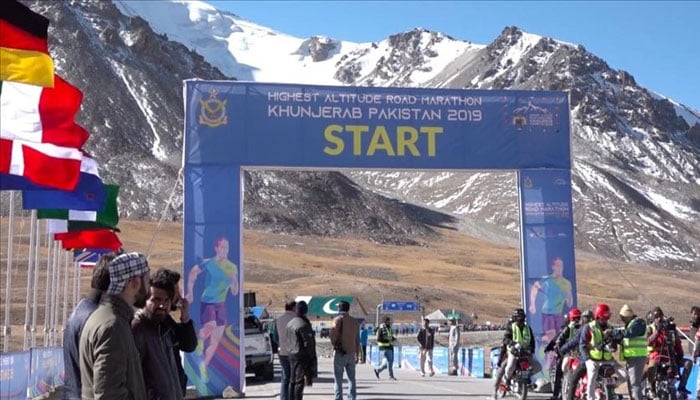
top-left (0, 0), bottom-right (54, 87)
top-left (1, 76), bottom-right (89, 148)
top-left (0, 138), bottom-right (82, 191)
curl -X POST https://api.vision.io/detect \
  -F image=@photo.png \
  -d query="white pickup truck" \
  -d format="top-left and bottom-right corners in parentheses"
top-left (243, 313), bottom-right (274, 381)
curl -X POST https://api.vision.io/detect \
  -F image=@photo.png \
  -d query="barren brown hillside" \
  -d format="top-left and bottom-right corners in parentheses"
top-left (1, 218), bottom-right (698, 351)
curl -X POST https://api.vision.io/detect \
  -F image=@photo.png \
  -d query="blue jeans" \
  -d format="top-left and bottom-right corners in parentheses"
top-left (333, 352), bottom-right (357, 400)
top-left (279, 355), bottom-right (291, 400)
top-left (376, 347), bottom-right (395, 378)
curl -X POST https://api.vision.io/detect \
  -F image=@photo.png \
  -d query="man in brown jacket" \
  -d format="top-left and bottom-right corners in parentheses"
top-left (330, 300), bottom-right (361, 400)
top-left (80, 252), bottom-right (150, 400)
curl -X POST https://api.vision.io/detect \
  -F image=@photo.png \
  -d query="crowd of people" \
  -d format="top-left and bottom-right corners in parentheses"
top-left (493, 303), bottom-right (700, 400)
top-left (63, 254), bottom-right (697, 400)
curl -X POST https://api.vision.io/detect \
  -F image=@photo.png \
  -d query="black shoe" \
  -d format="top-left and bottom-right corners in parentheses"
top-left (389, 376), bottom-right (397, 381)
top-left (373, 368), bottom-right (380, 379)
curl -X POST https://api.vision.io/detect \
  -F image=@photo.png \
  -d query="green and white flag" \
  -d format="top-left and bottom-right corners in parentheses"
top-left (37, 184), bottom-right (119, 234)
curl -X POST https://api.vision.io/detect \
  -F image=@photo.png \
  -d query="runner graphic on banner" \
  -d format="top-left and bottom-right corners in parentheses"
top-left (519, 169), bottom-right (577, 381)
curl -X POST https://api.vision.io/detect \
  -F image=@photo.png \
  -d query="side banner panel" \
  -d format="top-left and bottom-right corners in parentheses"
top-left (0, 351), bottom-right (30, 400)
top-left (519, 169), bottom-right (577, 380)
top-left (183, 164), bottom-right (243, 396)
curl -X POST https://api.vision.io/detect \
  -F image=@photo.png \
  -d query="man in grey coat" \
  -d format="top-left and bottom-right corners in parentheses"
top-left (80, 252), bottom-right (150, 400)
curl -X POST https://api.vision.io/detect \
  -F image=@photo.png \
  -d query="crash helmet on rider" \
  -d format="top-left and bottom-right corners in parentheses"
top-left (650, 306), bottom-right (664, 322)
top-left (593, 303), bottom-right (611, 326)
top-left (568, 308), bottom-right (582, 322)
top-left (512, 308), bottom-right (526, 324)
top-left (582, 309), bottom-right (594, 324)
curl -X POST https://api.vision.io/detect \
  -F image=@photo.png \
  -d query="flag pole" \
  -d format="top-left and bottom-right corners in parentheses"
top-left (2, 192), bottom-right (16, 352)
top-left (30, 211), bottom-right (41, 348)
top-left (62, 246), bottom-right (71, 343)
top-left (23, 210), bottom-right (37, 350)
top-left (43, 233), bottom-right (53, 347)
top-left (71, 244), bottom-right (79, 309)
top-left (49, 233), bottom-right (59, 346)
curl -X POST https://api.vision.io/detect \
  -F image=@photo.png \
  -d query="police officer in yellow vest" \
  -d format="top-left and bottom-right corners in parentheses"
top-left (611, 304), bottom-right (648, 400)
top-left (578, 303), bottom-right (627, 400)
top-left (373, 316), bottom-right (397, 380)
top-left (493, 308), bottom-right (542, 399)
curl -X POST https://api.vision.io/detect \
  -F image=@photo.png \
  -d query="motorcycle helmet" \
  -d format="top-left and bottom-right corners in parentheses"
top-left (582, 309), bottom-right (593, 324)
top-left (568, 308), bottom-right (582, 322)
top-left (512, 308), bottom-right (526, 323)
top-left (593, 303), bottom-right (611, 322)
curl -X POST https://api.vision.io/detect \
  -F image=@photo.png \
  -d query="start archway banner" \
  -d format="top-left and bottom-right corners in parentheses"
top-left (183, 81), bottom-right (573, 396)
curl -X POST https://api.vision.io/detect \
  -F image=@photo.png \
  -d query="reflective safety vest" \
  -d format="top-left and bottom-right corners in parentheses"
top-left (378, 325), bottom-right (394, 348)
top-left (588, 321), bottom-right (614, 361)
top-left (621, 317), bottom-right (649, 359)
top-left (646, 324), bottom-right (656, 353)
top-left (511, 323), bottom-right (531, 346)
top-left (566, 322), bottom-right (577, 341)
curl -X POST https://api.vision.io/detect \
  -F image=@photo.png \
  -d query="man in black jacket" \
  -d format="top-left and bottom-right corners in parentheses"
top-left (156, 269), bottom-right (197, 397)
top-left (286, 301), bottom-right (317, 400)
top-left (417, 318), bottom-right (436, 377)
top-left (62, 253), bottom-right (115, 400)
top-left (493, 308), bottom-right (541, 399)
top-left (132, 270), bottom-right (184, 400)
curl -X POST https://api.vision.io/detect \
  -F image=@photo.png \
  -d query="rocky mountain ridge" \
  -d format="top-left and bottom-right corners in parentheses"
top-left (16, 0), bottom-right (700, 270)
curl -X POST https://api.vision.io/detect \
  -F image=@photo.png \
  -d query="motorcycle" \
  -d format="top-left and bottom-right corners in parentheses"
top-left (496, 344), bottom-right (533, 400)
top-left (644, 360), bottom-right (680, 400)
top-left (566, 343), bottom-right (622, 400)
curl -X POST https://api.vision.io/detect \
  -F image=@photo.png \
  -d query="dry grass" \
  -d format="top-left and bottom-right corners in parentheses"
top-left (1, 218), bottom-right (698, 352)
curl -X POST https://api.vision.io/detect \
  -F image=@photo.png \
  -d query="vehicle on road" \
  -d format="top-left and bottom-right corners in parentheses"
top-left (244, 313), bottom-right (274, 381)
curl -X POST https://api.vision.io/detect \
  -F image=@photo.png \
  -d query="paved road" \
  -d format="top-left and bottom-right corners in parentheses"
top-left (231, 356), bottom-right (553, 400)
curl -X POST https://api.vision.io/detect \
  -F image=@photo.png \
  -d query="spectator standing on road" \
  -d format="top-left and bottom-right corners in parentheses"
top-left (131, 270), bottom-right (183, 400)
top-left (62, 253), bottom-right (115, 400)
top-left (79, 252), bottom-right (150, 400)
top-left (287, 301), bottom-right (317, 400)
top-left (373, 316), bottom-right (397, 380)
top-left (153, 269), bottom-right (196, 397)
top-left (331, 300), bottom-right (361, 400)
top-left (448, 317), bottom-right (461, 375)
top-left (359, 324), bottom-right (369, 364)
top-left (276, 300), bottom-right (296, 400)
top-left (417, 318), bottom-right (436, 377)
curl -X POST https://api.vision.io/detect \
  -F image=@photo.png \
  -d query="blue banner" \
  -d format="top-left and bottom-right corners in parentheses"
top-left (29, 347), bottom-right (63, 398)
top-left (519, 169), bottom-right (577, 380)
top-left (184, 81), bottom-right (573, 396)
top-left (185, 82), bottom-right (570, 170)
top-left (0, 351), bottom-right (29, 400)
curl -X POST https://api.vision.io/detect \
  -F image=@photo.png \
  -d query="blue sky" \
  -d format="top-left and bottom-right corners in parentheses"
top-left (212, 1), bottom-right (699, 111)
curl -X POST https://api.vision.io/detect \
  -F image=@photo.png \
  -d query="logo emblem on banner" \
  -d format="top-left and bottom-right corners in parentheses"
top-left (199, 89), bottom-right (228, 127)
top-left (512, 100), bottom-right (555, 131)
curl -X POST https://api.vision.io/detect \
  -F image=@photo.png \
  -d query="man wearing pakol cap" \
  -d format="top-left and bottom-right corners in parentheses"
top-left (79, 252), bottom-right (150, 400)
top-left (611, 304), bottom-right (648, 400)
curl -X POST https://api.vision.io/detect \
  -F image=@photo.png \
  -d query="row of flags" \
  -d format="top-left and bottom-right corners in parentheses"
top-left (1, 1), bottom-right (122, 253)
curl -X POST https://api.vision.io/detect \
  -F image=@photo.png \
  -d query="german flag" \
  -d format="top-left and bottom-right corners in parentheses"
top-left (0, 0), bottom-right (54, 87)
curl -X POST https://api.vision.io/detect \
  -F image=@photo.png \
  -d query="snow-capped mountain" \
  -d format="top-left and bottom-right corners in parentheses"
top-left (20, 0), bottom-right (699, 270)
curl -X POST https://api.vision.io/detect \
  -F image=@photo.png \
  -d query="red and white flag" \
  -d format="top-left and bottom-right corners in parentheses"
top-left (1, 75), bottom-right (88, 148)
top-left (0, 137), bottom-right (82, 190)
